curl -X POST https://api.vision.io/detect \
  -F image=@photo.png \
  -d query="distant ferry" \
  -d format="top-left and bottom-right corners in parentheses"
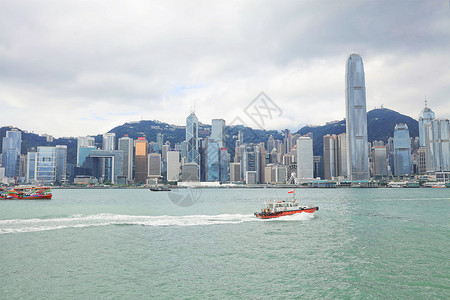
top-left (254, 190), bottom-right (318, 219)
top-left (1, 186), bottom-right (52, 200)
top-left (149, 186), bottom-right (171, 192)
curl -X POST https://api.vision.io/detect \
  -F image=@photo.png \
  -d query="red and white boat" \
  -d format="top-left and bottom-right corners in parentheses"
top-left (2, 186), bottom-right (52, 200)
top-left (254, 190), bottom-right (318, 219)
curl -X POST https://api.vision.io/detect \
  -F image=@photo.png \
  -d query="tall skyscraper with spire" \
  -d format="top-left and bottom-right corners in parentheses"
top-left (345, 54), bottom-right (369, 181)
top-left (186, 112), bottom-right (200, 165)
top-left (418, 101), bottom-right (435, 147)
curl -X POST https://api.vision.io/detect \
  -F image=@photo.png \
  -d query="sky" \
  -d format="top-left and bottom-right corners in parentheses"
top-left (1, 0), bottom-right (449, 137)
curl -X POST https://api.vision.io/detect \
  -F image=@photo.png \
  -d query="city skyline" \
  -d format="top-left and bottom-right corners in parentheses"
top-left (1, 1), bottom-right (449, 137)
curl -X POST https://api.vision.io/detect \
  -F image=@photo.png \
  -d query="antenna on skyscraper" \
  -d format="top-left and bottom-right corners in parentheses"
top-left (425, 97), bottom-right (428, 108)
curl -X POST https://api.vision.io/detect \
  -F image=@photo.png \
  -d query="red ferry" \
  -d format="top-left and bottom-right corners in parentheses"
top-left (2, 186), bottom-right (52, 200)
top-left (254, 190), bottom-right (318, 219)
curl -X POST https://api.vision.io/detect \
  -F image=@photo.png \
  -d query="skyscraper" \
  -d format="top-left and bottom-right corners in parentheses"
top-left (148, 153), bottom-right (162, 179)
top-left (219, 148), bottom-right (229, 182)
top-left (2, 129), bottom-right (22, 178)
top-left (167, 150), bottom-right (180, 182)
top-left (102, 133), bottom-right (116, 150)
top-left (296, 137), bottom-right (313, 181)
top-left (55, 145), bottom-right (67, 184)
top-left (393, 124), bottom-right (412, 176)
top-left (134, 138), bottom-right (148, 183)
top-left (36, 146), bottom-right (57, 184)
top-left (418, 103), bottom-right (435, 147)
top-left (425, 119), bottom-right (450, 172)
top-left (371, 146), bottom-right (388, 177)
top-left (118, 136), bottom-right (134, 183)
top-left (77, 136), bottom-right (95, 167)
top-left (26, 151), bottom-right (37, 183)
top-left (241, 144), bottom-right (260, 183)
top-left (345, 54), bottom-right (369, 181)
top-left (207, 139), bottom-right (220, 181)
top-left (210, 119), bottom-right (226, 148)
top-left (157, 133), bottom-right (164, 152)
top-left (186, 112), bottom-right (200, 166)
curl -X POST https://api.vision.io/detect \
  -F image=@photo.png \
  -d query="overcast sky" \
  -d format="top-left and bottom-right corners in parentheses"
top-left (1, 0), bottom-right (449, 137)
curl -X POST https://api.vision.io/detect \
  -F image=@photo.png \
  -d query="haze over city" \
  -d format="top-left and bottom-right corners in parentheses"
top-left (1, 0), bottom-right (450, 137)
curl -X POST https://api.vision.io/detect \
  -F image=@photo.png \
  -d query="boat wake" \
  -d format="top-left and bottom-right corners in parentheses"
top-left (0, 213), bottom-right (257, 234)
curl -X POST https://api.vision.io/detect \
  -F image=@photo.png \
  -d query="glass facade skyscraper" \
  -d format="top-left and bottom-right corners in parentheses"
top-left (207, 140), bottom-right (219, 181)
top-left (393, 124), bottom-right (412, 176)
top-left (118, 136), bottom-right (134, 183)
top-left (219, 148), bottom-right (229, 182)
top-left (55, 145), bottom-right (67, 184)
top-left (186, 113), bottom-right (200, 165)
top-left (2, 129), bottom-right (22, 178)
top-left (77, 136), bottom-right (95, 167)
top-left (210, 119), bottom-right (226, 148)
top-left (36, 146), bottom-right (57, 184)
top-left (418, 104), bottom-right (435, 147)
top-left (345, 54), bottom-right (369, 181)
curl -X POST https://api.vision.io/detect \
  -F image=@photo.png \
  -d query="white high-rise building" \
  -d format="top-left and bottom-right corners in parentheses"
top-left (345, 54), bottom-right (369, 181)
top-left (296, 137), bottom-right (313, 181)
top-left (103, 133), bottom-right (116, 150)
top-left (167, 150), bottom-right (180, 182)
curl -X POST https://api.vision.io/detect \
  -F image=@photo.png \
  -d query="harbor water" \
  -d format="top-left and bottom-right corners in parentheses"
top-left (0, 188), bottom-right (449, 299)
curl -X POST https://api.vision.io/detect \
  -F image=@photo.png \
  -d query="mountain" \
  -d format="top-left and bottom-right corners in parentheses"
top-left (0, 107), bottom-right (419, 165)
top-left (297, 108), bottom-right (419, 156)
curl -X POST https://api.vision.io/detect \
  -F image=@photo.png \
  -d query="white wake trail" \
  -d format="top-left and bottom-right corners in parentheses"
top-left (0, 213), bottom-right (256, 234)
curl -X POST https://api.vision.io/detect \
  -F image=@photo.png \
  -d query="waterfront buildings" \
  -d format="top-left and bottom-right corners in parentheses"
top-left (345, 54), bottom-right (369, 181)
top-left (393, 123), bottom-right (412, 176)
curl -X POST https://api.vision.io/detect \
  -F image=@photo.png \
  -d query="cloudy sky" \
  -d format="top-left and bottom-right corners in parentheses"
top-left (1, 0), bottom-right (449, 137)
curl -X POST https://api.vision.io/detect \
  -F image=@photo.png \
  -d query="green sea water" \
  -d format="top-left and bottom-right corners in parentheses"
top-left (0, 188), bottom-right (449, 299)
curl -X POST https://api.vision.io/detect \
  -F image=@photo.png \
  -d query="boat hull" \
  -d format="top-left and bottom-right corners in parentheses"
top-left (254, 207), bottom-right (319, 219)
top-left (10, 194), bottom-right (52, 200)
